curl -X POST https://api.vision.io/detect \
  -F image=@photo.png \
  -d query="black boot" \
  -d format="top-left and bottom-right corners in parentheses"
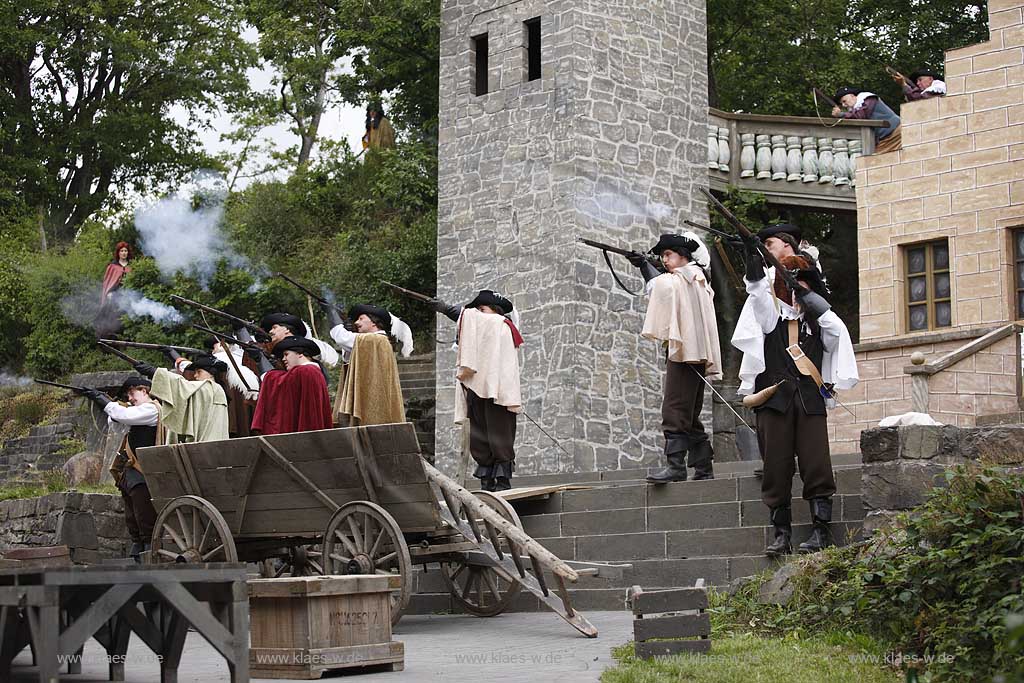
top-left (493, 477), bottom-right (511, 491)
top-left (689, 439), bottom-right (714, 480)
top-left (798, 498), bottom-right (833, 554)
top-left (646, 433), bottom-right (689, 483)
top-left (764, 506), bottom-right (792, 557)
top-left (480, 478), bottom-right (496, 492)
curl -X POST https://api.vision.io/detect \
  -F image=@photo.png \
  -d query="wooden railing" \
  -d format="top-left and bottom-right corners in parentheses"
top-left (707, 108), bottom-right (885, 211)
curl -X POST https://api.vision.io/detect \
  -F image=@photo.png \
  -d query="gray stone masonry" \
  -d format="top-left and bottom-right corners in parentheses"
top-left (0, 492), bottom-right (128, 564)
top-left (436, 0), bottom-right (711, 476)
top-left (860, 425), bottom-right (1024, 532)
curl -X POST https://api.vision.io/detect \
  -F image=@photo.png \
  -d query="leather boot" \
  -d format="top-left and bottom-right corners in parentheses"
top-left (646, 433), bottom-right (690, 483)
top-left (493, 476), bottom-right (512, 491)
top-left (764, 506), bottom-right (792, 557)
top-left (689, 439), bottom-right (714, 480)
top-left (798, 498), bottom-right (833, 554)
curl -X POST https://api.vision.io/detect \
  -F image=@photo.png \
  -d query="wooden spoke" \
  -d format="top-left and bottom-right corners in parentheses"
top-left (322, 501), bottom-right (412, 626)
top-left (149, 496), bottom-right (237, 565)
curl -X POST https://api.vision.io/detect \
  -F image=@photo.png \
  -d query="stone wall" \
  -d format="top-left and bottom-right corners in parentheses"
top-left (839, 0), bottom-right (1024, 454)
top-left (436, 0), bottom-right (710, 475)
top-left (0, 492), bottom-right (128, 564)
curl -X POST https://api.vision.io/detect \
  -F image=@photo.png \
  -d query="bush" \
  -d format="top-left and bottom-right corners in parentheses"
top-left (715, 466), bottom-right (1024, 681)
top-left (0, 387), bottom-right (66, 443)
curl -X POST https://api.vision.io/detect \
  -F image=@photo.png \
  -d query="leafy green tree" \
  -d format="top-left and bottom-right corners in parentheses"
top-left (0, 0), bottom-right (257, 246)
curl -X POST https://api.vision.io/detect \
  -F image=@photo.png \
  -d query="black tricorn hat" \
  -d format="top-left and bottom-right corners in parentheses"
top-left (649, 234), bottom-right (699, 258)
top-left (120, 376), bottom-right (152, 396)
top-left (910, 69), bottom-right (940, 82)
top-left (833, 86), bottom-right (860, 101)
top-left (757, 222), bottom-right (802, 242)
top-left (465, 290), bottom-right (513, 315)
top-left (348, 304), bottom-right (392, 333)
top-left (260, 312), bottom-right (305, 337)
top-left (189, 354), bottom-right (229, 374)
top-left (271, 335), bottom-right (322, 359)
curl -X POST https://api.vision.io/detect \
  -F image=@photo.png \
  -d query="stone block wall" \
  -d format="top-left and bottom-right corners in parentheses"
top-left (836, 1), bottom-right (1024, 454)
top-left (436, 0), bottom-right (710, 474)
top-left (0, 492), bottom-right (128, 564)
top-left (860, 423), bottom-right (1024, 531)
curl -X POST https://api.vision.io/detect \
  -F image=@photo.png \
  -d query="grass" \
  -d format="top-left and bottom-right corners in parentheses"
top-left (601, 632), bottom-right (903, 683)
top-left (0, 468), bottom-right (118, 501)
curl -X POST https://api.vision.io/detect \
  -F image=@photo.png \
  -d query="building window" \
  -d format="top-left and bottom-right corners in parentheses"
top-left (525, 17), bottom-right (541, 81)
top-left (1014, 229), bottom-right (1024, 318)
top-left (472, 33), bottom-right (488, 96)
top-left (905, 240), bottom-right (951, 332)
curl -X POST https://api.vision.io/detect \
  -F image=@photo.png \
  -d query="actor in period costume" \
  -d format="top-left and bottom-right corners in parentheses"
top-left (203, 337), bottom-right (260, 437)
top-left (628, 233), bottom-right (722, 482)
top-left (431, 291), bottom-right (523, 491)
top-left (260, 312), bottom-right (340, 369)
top-left (892, 68), bottom-right (947, 101)
top-left (363, 102), bottom-right (396, 151)
top-left (251, 336), bottom-right (334, 435)
top-left (731, 235), bottom-right (858, 556)
top-left (133, 354), bottom-right (230, 443)
top-left (832, 86), bottom-right (902, 154)
top-left (77, 376), bottom-right (159, 561)
top-left (100, 241), bottom-right (133, 304)
top-left (326, 303), bottom-right (411, 426)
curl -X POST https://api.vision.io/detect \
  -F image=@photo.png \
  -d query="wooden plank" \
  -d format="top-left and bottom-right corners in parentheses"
top-left (155, 484), bottom-right (436, 516)
top-left (634, 613), bottom-right (711, 641)
top-left (350, 429), bottom-right (382, 505)
top-left (635, 640), bottom-right (711, 658)
top-left (258, 437), bottom-right (340, 514)
top-left (234, 447), bottom-right (262, 535)
top-left (238, 502), bottom-right (438, 536)
top-left (365, 422), bottom-right (420, 458)
top-left (630, 587), bottom-right (708, 615)
top-left (247, 575), bottom-right (394, 599)
top-left (58, 585), bottom-right (137, 655)
top-left (170, 445), bottom-right (200, 496)
top-left (152, 581), bottom-right (238, 662)
top-left (495, 484), bottom-right (592, 501)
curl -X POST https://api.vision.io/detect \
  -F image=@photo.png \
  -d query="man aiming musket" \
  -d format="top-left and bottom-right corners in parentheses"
top-left (701, 187), bottom-right (858, 556)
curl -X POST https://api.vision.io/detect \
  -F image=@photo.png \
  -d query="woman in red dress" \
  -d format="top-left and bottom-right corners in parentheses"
top-left (101, 242), bottom-right (133, 304)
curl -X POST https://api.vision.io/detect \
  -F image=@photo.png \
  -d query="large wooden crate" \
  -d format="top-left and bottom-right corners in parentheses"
top-left (249, 574), bottom-right (404, 679)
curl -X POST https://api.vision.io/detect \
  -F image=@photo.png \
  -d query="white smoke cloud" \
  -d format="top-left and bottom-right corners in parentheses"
top-left (60, 285), bottom-right (183, 330)
top-left (108, 289), bottom-right (183, 325)
top-left (134, 171), bottom-right (248, 284)
top-left (0, 371), bottom-right (32, 388)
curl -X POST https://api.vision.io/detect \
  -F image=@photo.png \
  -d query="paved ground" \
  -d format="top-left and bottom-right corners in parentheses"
top-left (12, 610), bottom-right (633, 682)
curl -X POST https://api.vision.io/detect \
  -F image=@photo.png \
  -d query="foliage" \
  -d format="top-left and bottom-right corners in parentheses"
top-left (713, 466), bottom-right (1024, 681)
top-left (707, 0), bottom-right (989, 115)
top-left (601, 632), bottom-right (900, 683)
top-left (0, 471), bottom-right (116, 502)
top-left (0, 0), bottom-right (257, 244)
top-left (0, 386), bottom-right (66, 443)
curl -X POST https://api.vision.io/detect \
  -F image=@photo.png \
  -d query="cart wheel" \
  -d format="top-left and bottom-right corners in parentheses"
top-left (322, 502), bottom-right (412, 626)
top-left (150, 495), bottom-right (237, 564)
top-left (441, 490), bottom-right (524, 617)
top-left (259, 545), bottom-right (324, 578)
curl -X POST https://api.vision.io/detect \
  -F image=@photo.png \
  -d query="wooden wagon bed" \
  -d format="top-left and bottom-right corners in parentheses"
top-left (137, 424), bottom-right (613, 637)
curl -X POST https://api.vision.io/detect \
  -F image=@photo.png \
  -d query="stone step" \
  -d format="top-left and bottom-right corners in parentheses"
top-left (400, 378), bottom-right (437, 390)
top-left (29, 423), bottom-right (75, 437)
top-left (510, 467), bottom-right (862, 516)
top-left (402, 387), bottom-right (436, 401)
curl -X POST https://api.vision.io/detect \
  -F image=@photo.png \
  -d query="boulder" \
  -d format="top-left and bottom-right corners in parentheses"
top-left (63, 450), bottom-right (103, 487)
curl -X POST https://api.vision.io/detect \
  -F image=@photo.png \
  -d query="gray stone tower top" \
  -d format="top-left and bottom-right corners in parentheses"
top-left (435, 0), bottom-right (710, 475)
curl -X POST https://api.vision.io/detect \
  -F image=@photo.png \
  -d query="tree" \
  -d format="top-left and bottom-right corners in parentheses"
top-left (0, 0), bottom-right (256, 246)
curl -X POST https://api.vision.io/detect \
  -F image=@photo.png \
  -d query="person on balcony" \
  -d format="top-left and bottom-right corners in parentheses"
top-left (832, 86), bottom-right (902, 154)
top-left (891, 68), bottom-right (947, 101)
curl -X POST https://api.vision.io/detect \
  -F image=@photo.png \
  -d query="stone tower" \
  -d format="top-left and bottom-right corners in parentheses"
top-left (435, 0), bottom-right (711, 475)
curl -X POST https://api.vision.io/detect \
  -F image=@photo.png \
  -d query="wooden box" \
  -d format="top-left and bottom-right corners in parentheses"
top-left (627, 583), bottom-right (712, 659)
top-left (249, 575), bottom-right (404, 679)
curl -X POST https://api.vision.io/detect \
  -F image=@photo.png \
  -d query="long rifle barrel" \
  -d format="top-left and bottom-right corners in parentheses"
top-left (273, 273), bottom-right (348, 319)
top-left (99, 339), bottom-right (205, 355)
top-left (169, 295), bottom-right (270, 342)
top-left (578, 237), bottom-right (640, 258)
top-left (885, 65), bottom-right (914, 87)
top-left (812, 85), bottom-right (840, 110)
top-left (34, 379), bottom-right (88, 392)
top-left (191, 324), bottom-right (274, 361)
top-left (97, 341), bottom-right (142, 366)
top-left (682, 220), bottom-right (737, 242)
top-left (382, 281), bottom-right (433, 303)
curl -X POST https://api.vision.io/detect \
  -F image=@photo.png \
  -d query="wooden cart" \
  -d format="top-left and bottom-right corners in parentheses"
top-left (136, 423), bottom-right (601, 637)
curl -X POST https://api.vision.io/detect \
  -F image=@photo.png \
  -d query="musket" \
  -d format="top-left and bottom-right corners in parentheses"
top-left (885, 65), bottom-right (914, 88)
top-left (99, 339), bottom-right (205, 356)
top-left (191, 324), bottom-right (275, 362)
top-left (169, 295), bottom-right (271, 343)
top-left (683, 220), bottom-right (737, 242)
top-left (274, 273), bottom-right (348, 319)
top-left (97, 341), bottom-right (142, 366)
top-left (698, 187), bottom-right (802, 292)
top-left (382, 281), bottom-right (432, 303)
top-left (578, 237), bottom-right (663, 295)
top-left (811, 85), bottom-right (841, 111)
top-left (34, 379), bottom-right (89, 393)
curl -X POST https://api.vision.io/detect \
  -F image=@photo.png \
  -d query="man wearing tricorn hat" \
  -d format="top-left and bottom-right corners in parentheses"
top-left (831, 85), bottom-right (902, 154)
top-left (731, 229), bottom-right (858, 556)
top-left (429, 290), bottom-right (523, 491)
top-left (327, 303), bottom-right (412, 426)
top-left (251, 336), bottom-right (334, 435)
top-left (76, 376), bottom-right (160, 561)
top-left (890, 68), bottom-right (946, 101)
top-left (625, 232), bottom-right (722, 482)
top-left (260, 311), bottom-right (339, 369)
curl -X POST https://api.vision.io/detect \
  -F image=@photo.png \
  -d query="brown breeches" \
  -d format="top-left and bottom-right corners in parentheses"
top-left (465, 388), bottom-right (517, 471)
top-left (123, 483), bottom-right (158, 545)
top-left (662, 361), bottom-right (708, 441)
top-left (757, 401), bottom-right (836, 509)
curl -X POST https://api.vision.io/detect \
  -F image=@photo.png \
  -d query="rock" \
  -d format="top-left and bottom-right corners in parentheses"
top-left (758, 561), bottom-right (802, 606)
top-left (859, 427), bottom-right (900, 463)
top-left (63, 450), bottom-right (103, 487)
top-left (862, 461), bottom-right (947, 510)
top-left (56, 510), bottom-right (98, 550)
top-left (959, 426), bottom-right (1024, 466)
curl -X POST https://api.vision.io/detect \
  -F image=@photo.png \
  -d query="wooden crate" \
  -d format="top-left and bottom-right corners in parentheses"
top-left (249, 574), bottom-right (404, 679)
top-left (627, 582), bottom-right (712, 659)
top-left (2, 545), bottom-right (71, 569)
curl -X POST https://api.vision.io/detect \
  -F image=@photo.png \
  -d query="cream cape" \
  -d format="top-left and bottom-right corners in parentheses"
top-left (641, 265), bottom-right (723, 380)
top-left (454, 308), bottom-right (522, 423)
top-left (151, 368), bottom-right (229, 443)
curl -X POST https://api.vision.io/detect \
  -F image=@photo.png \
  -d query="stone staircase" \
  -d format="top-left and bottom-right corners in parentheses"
top-left (0, 408), bottom-right (79, 486)
top-left (398, 354), bottom-right (436, 461)
top-left (408, 453), bottom-right (865, 613)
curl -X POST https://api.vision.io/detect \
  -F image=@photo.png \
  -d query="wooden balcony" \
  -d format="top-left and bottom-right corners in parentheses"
top-left (707, 108), bottom-right (886, 212)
